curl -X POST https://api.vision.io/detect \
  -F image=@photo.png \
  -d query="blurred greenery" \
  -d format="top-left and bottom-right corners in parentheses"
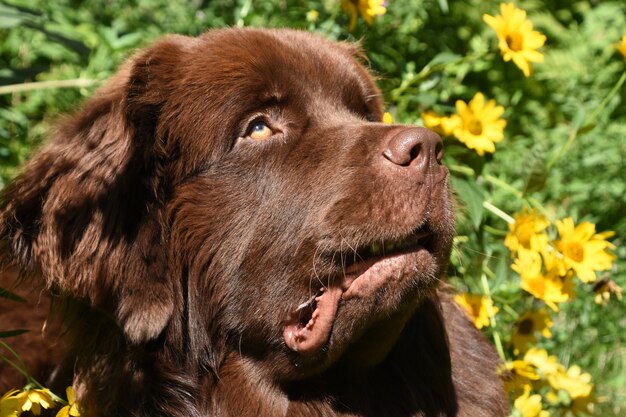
top-left (1, 0), bottom-right (624, 416)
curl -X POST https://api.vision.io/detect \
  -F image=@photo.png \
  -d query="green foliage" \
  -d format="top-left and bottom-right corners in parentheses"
top-left (1, 0), bottom-right (624, 415)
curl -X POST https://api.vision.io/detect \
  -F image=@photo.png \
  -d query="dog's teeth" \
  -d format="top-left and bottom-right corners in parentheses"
top-left (297, 295), bottom-right (316, 311)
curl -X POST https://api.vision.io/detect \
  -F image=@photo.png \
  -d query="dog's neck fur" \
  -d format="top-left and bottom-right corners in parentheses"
top-left (48, 288), bottom-right (504, 417)
top-left (191, 294), bottom-right (503, 417)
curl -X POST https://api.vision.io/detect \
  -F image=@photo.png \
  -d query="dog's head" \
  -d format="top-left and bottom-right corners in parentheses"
top-left (0, 29), bottom-right (454, 381)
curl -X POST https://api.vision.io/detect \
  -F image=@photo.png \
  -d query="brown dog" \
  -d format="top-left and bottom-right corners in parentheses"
top-left (0, 29), bottom-right (506, 416)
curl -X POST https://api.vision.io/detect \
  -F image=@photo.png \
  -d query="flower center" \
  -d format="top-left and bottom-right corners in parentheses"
top-left (505, 32), bottom-right (524, 52)
top-left (468, 118), bottom-right (483, 135)
top-left (518, 318), bottom-right (534, 335)
top-left (517, 225), bottom-right (534, 249)
top-left (565, 242), bottom-right (584, 263)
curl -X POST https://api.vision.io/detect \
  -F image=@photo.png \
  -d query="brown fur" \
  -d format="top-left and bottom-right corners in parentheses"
top-left (0, 28), bottom-right (506, 416)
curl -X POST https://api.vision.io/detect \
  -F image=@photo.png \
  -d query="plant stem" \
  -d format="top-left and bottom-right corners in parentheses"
top-left (390, 52), bottom-right (489, 101)
top-left (547, 70), bottom-right (626, 170)
top-left (0, 340), bottom-right (29, 378)
top-left (448, 164), bottom-right (476, 177)
top-left (502, 303), bottom-right (520, 320)
top-left (483, 174), bottom-right (521, 198)
top-left (0, 352), bottom-right (31, 381)
top-left (483, 174), bottom-right (547, 215)
top-left (481, 273), bottom-right (506, 362)
top-left (0, 78), bottom-right (98, 95)
top-left (0, 342), bottom-right (66, 403)
top-left (483, 224), bottom-right (508, 236)
top-left (483, 201), bottom-right (514, 224)
top-left (589, 71), bottom-right (626, 122)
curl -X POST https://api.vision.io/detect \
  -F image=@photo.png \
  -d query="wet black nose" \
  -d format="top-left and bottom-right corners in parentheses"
top-left (382, 127), bottom-right (444, 168)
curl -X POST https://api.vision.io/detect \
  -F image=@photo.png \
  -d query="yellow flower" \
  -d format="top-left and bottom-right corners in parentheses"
top-left (454, 293), bottom-right (498, 329)
top-left (548, 365), bottom-right (593, 400)
top-left (523, 347), bottom-right (562, 377)
top-left (1, 390), bottom-right (21, 417)
top-left (56, 387), bottom-right (80, 417)
top-left (555, 217), bottom-right (616, 283)
top-left (382, 112), bottom-right (394, 124)
top-left (513, 248), bottom-right (572, 311)
top-left (451, 92), bottom-right (507, 156)
top-left (341, 0), bottom-right (387, 32)
top-left (306, 9), bottom-right (319, 23)
top-left (1, 389), bottom-right (55, 417)
top-left (569, 394), bottom-right (597, 416)
top-left (546, 389), bottom-right (596, 415)
top-left (421, 111), bottom-right (460, 137)
top-left (505, 208), bottom-right (550, 256)
top-left (513, 385), bottom-right (549, 417)
top-left (501, 360), bottom-right (540, 395)
top-left (511, 309), bottom-right (552, 355)
top-left (483, 2), bottom-right (547, 76)
top-left (593, 278), bottom-right (623, 305)
top-left (616, 35), bottom-right (626, 59)
top-left (506, 360), bottom-right (541, 381)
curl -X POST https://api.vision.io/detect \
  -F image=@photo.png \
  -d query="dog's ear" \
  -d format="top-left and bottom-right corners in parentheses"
top-left (0, 35), bottom-right (192, 344)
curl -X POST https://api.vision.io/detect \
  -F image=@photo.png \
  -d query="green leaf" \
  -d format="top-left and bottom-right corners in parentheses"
top-left (0, 4), bottom-right (26, 28)
top-left (111, 32), bottom-right (143, 50)
top-left (523, 142), bottom-right (549, 194)
top-left (0, 329), bottom-right (29, 338)
top-left (451, 177), bottom-right (485, 230)
top-left (424, 52), bottom-right (461, 70)
top-left (0, 287), bottom-right (26, 303)
top-left (436, 0), bottom-right (449, 14)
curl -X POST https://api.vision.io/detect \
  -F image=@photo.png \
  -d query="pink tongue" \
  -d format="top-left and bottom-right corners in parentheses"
top-left (283, 287), bottom-right (343, 355)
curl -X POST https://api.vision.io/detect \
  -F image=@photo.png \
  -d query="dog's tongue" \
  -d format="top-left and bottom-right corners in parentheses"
top-left (283, 287), bottom-right (343, 355)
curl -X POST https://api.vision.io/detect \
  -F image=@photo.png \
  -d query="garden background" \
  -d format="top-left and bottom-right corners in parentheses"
top-left (0, 0), bottom-right (624, 416)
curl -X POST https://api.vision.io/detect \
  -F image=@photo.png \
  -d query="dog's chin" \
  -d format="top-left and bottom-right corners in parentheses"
top-left (280, 230), bottom-right (447, 378)
top-left (280, 281), bottom-right (433, 380)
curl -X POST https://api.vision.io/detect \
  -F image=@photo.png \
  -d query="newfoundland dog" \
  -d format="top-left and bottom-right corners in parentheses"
top-left (0, 28), bottom-right (506, 416)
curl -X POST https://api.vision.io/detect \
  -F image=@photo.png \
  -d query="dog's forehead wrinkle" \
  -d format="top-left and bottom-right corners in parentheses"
top-left (255, 32), bottom-right (377, 116)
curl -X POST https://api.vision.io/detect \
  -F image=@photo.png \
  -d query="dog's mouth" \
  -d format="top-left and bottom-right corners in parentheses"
top-left (342, 228), bottom-right (435, 272)
top-left (283, 227), bottom-right (436, 356)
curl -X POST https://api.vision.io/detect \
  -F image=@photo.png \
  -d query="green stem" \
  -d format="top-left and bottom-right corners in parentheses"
top-left (0, 78), bottom-right (98, 95)
top-left (0, 342), bottom-right (66, 404)
top-left (483, 224), bottom-right (508, 236)
top-left (483, 174), bottom-right (522, 198)
top-left (481, 273), bottom-right (506, 362)
top-left (390, 52), bottom-right (490, 101)
top-left (547, 70), bottom-right (626, 169)
top-left (502, 303), bottom-right (521, 320)
top-left (448, 164), bottom-right (476, 177)
top-left (483, 174), bottom-right (547, 216)
top-left (483, 264), bottom-right (496, 280)
top-left (0, 340), bottom-right (29, 379)
top-left (483, 201), bottom-right (514, 224)
top-left (0, 352), bottom-right (31, 381)
top-left (588, 71), bottom-right (626, 121)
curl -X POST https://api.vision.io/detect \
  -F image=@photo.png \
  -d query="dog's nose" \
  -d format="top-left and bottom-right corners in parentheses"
top-left (382, 127), bottom-right (443, 168)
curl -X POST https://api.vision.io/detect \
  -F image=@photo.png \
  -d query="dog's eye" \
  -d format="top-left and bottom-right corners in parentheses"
top-left (248, 121), bottom-right (273, 141)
